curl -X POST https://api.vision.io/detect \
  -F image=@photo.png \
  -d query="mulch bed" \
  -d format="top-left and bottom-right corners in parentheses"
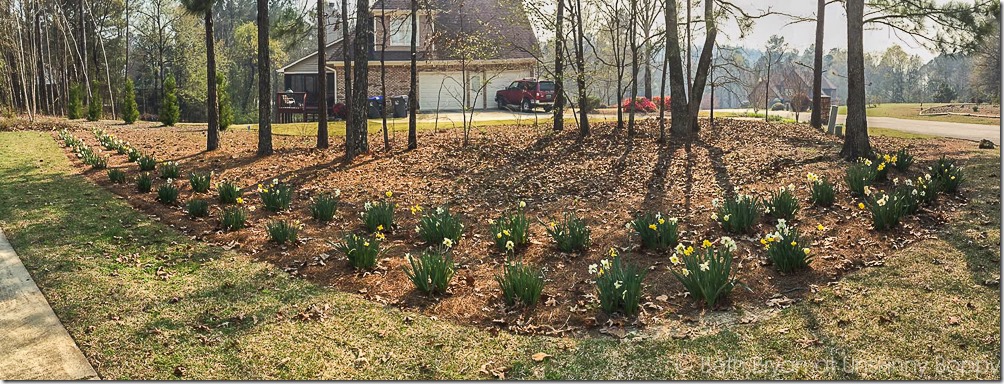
top-left (56, 118), bottom-right (978, 336)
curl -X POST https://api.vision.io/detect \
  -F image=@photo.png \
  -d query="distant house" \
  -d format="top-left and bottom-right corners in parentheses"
top-left (276, 0), bottom-right (539, 119)
top-left (748, 66), bottom-right (837, 110)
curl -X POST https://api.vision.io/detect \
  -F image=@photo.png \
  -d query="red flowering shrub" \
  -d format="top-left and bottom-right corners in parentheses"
top-left (621, 97), bottom-right (658, 113)
top-left (651, 96), bottom-right (672, 110)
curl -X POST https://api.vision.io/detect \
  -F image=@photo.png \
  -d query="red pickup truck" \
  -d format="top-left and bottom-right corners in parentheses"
top-left (495, 79), bottom-right (556, 112)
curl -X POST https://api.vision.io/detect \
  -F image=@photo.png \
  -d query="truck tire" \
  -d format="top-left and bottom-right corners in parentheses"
top-left (497, 97), bottom-right (506, 110)
top-left (521, 98), bottom-right (532, 113)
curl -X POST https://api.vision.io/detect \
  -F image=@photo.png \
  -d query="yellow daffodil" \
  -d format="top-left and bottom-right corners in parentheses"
top-left (702, 239), bottom-right (712, 248)
top-left (684, 246), bottom-right (694, 256)
top-left (658, 218), bottom-right (665, 225)
top-left (790, 241), bottom-right (797, 246)
top-left (681, 268), bottom-right (691, 276)
top-left (760, 238), bottom-right (768, 245)
top-left (858, 203), bottom-right (865, 210)
top-left (375, 232), bottom-right (386, 240)
top-left (496, 232), bottom-right (503, 239)
top-left (502, 229), bottom-right (511, 237)
top-left (609, 248), bottom-right (618, 258)
top-left (519, 201), bottom-right (526, 208)
top-left (363, 241), bottom-right (370, 247)
top-left (817, 224), bottom-right (825, 231)
top-left (376, 224), bottom-right (384, 232)
top-left (385, 191), bottom-right (393, 198)
top-left (236, 197), bottom-right (244, 205)
top-left (648, 223), bottom-right (657, 231)
top-left (803, 248), bottom-right (811, 255)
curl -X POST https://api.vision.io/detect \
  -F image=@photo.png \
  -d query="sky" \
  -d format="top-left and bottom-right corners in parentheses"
top-left (718, 0), bottom-right (939, 60)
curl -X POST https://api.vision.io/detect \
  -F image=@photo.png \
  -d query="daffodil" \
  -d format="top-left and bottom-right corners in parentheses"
top-left (442, 238), bottom-right (453, 248)
top-left (519, 201), bottom-right (526, 208)
top-left (375, 232), bottom-right (386, 240)
top-left (376, 224), bottom-right (384, 232)
top-left (670, 255), bottom-right (680, 265)
top-left (681, 268), bottom-right (691, 276)
top-left (684, 246), bottom-right (694, 256)
top-left (609, 248), bottom-right (618, 258)
top-left (658, 218), bottom-right (665, 225)
top-left (385, 191), bottom-right (393, 198)
top-left (502, 229), bottom-right (511, 237)
top-left (723, 214), bottom-right (731, 222)
top-left (699, 261), bottom-right (710, 271)
top-left (803, 248), bottom-right (811, 255)
top-left (858, 202), bottom-right (865, 210)
top-left (702, 239), bottom-right (712, 248)
top-left (588, 264), bottom-right (598, 274)
top-left (236, 197), bottom-right (244, 205)
top-left (817, 224), bottom-right (825, 231)
top-left (648, 223), bottom-right (658, 231)
top-left (505, 241), bottom-right (515, 251)
top-left (614, 281), bottom-right (623, 289)
top-left (496, 232), bottom-right (503, 239)
top-left (790, 241), bottom-right (797, 246)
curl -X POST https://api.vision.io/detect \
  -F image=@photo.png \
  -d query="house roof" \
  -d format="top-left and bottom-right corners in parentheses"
top-left (325, 0), bottom-right (538, 62)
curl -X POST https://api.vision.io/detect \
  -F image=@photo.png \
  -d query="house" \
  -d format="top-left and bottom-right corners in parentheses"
top-left (276, 0), bottom-right (539, 120)
top-left (748, 66), bottom-right (838, 111)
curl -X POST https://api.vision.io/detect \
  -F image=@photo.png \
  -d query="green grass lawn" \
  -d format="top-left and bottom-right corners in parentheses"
top-left (837, 103), bottom-right (1000, 125)
top-left (0, 131), bottom-right (999, 379)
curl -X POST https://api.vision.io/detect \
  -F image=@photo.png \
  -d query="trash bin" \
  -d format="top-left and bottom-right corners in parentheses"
top-left (367, 96), bottom-right (384, 119)
top-left (391, 96), bottom-right (408, 118)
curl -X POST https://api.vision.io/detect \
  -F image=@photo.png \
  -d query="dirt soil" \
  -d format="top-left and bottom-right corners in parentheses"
top-left (55, 118), bottom-right (986, 336)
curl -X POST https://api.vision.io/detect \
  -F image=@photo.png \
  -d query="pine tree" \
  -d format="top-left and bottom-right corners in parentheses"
top-left (67, 83), bottom-right (84, 120)
top-left (217, 77), bottom-right (233, 130)
top-left (87, 81), bottom-right (102, 121)
top-left (160, 75), bottom-right (180, 127)
top-left (122, 78), bottom-right (140, 124)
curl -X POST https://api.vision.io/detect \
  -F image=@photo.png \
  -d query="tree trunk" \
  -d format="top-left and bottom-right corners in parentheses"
top-left (552, 0), bottom-right (565, 131)
top-left (810, 0), bottom-right (825, 129)
top-left (627, 0), bottom-right (638, 136)
top-left (341, 0), bottom-right (353, 155)
top-left (657, 9), bottom-right (668, 143)
top-left (574, 0), bottom-right (589, 137)
top-left (666, 0), bottom-right (688, 138)
top-left (205, 8), bottom-right (219, 151)
top-left (379, 1), bottom-right (389, 151)
top-left (347, 0), bottom-right (371, 160)
top-left (257, 0), bottom-right (273, 155)
top-left (407, 0), bottom-right (418, 149)
top-left (841, 0), bottom-right (871, 159)
top-left (317, 0), bottom-right (329, 149)
top-left (685, 0), bottom-right (716, 134)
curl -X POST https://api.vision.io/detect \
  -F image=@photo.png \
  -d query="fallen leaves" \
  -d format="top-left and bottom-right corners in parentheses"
top-left (531, 352), bottom-right (551, 362)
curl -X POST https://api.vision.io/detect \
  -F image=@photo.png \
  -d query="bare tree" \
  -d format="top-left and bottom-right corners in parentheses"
top-left (258, 0), bottom-right (273, 155)
top-left (317, 0), bottom-right (329, 149)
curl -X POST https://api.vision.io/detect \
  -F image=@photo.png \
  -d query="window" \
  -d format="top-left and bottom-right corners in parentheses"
top-left (388, 15), bottom-right (416, 47)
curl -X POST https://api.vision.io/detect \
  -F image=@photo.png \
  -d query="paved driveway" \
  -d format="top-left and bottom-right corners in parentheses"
top-left (835, 116), bottom-right (1001, 144)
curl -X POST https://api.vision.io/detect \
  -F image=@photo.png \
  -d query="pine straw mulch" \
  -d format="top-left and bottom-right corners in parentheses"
top-left (57, 118), bottom-right (984, 338)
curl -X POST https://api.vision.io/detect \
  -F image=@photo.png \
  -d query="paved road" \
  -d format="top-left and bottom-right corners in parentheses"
top-left (835, 115), bottom-right (1001, 144)
top-left (0, 229), bottom-right (98, 380)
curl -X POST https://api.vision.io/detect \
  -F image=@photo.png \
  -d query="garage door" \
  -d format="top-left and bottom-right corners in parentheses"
top-left (419, 72), bottom-right (465, 111)
top-left (484, 70), bottom-right (531, 108)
